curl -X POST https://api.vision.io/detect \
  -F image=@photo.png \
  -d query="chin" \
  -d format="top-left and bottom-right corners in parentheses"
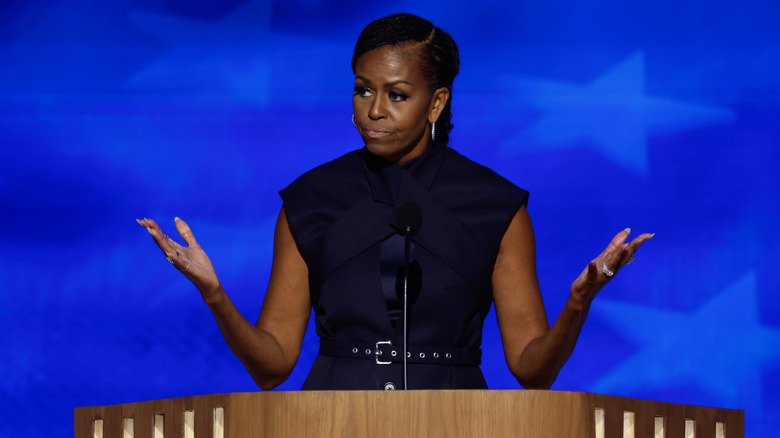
top-left (365, 145), bottom-right (404, 162)
top-left (364, 140), bottom-right (425, 163)
top-left (364, 141), bottom-right (397, 156)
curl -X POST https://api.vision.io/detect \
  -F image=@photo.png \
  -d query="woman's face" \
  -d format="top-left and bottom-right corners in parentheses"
top-left (352, 45), bottom-right (449, 163)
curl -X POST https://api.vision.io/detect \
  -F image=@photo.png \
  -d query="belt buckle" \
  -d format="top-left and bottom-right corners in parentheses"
top-left (375, 340), bottom-right (392, 365)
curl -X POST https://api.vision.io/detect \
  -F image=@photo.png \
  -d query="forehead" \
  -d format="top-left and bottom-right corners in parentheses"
top-left (353, 44), bottom-right (427, 85)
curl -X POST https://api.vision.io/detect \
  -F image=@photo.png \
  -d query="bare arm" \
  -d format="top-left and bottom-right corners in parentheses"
top-left (137, 208), bottom-right (310, 390)
top-left (493, 206), bottom-right (652, 389)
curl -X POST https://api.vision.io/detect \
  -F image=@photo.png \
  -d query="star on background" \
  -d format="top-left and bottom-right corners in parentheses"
top-left (499, 53), bottom-right (736, 176)
top-left (590, 272), bottom-right (780, 416)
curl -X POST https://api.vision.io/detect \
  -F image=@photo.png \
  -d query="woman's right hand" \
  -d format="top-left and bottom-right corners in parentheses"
top-left (137, 217), bottom-right (222, 299)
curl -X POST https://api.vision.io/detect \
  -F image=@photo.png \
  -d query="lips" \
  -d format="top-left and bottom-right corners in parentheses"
top-left (363, 126), bottom-right (392, 139)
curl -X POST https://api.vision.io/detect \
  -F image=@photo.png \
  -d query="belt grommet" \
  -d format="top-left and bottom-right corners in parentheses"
top-left (352, 348), bottom-right (358, 354)
top-left (365, 348), bottom-right (371, 355)
top-left (446, 353), bottom-right (452, 359)
top-left (419, 352), bottom-right (425, 358)
top-left (407, 352), bottom-right (411, 358)
top-left (384, 382), bottom-right (396, 390)
top-left (391, 350), bottom-right (397, 357)
top-left (433, 352), bottom-right (439, 358)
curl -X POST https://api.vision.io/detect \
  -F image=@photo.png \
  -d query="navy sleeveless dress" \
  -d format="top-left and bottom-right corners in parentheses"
top-left (280, 142), bottom-right (528, 390)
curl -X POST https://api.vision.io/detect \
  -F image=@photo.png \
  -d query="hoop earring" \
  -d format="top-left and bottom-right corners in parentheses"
top-left (431, 122), bottom-right (436, 142)
top-left (352, 115), bottom-right (357, 128)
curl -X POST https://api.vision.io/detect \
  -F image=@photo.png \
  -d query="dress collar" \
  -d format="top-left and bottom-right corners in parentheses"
top-left (360, 141), bottom-right (445, 205)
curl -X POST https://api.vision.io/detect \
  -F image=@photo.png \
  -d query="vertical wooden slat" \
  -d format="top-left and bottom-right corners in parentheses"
top-left (183, 410), bottom-right (194, 438)
top-left (716, 421), bottom-right (725, 438)
top-left (122, 417), bottom-right (134, 438)
top-left (684, 419), bottom-right (695, 438)
top-left (153, 414), bottom-right (164, 438)
top-left (93, 419), bottom-right (104, 438)
top-left (213, 407), bottom-right (225, 438)
top-left (595, 408), bottom-right (605, 438)
top-left (623, 411), bottom-right (635, 438)
top-left (653, 416), bottom-right (665, 438)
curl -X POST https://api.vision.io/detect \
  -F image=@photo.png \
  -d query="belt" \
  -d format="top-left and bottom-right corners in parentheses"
top-left (319, 340), bottom-right (481, 366)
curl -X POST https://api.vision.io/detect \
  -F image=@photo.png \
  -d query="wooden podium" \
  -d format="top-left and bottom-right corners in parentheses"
top-left (75, 390), bottom-right (743, 438)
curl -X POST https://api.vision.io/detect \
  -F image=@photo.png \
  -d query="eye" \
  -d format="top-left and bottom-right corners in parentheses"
top-left (354, 86), bottom-right (372, 97)
top-left (389, 91), bottom-right (408, 102)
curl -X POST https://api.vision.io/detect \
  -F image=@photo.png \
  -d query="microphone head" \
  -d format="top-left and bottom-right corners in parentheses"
top-left (396, 201), bottom-right (422, 237)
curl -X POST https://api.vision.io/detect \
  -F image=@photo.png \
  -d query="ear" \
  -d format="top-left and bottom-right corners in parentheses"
top-left (428, 87), bottom-right (450, 124)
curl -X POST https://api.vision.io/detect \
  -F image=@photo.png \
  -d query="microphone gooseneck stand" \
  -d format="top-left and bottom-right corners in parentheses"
top-left (396, 201), bottom-right (421, 390)
top-left (402, 226), bottom-right (411, 390)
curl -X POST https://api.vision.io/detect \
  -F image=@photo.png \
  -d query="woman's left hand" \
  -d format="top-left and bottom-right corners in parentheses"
top-left (569, 228), bottom-right (654, 310)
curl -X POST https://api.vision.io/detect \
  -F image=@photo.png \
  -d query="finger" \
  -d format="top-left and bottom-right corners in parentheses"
top-left (139, 218), bottom-right (183, 248)
top-left (626, 232), bottom-right (655, 255)
top-left (598, 241), bottom-right (628, 272)
top-left (136, 217), bottom-right (156, 235)
top-left (137, 217), bottom-right (166, 243)
top-left (138, 218), bottom-right (180, 257)
top-left (607, 228), bottom-right (650, 267)
top-left (596, 228), bottom-right (630, 264)
top-left (138, 218), bottom-right (198, 277)
top-left (174, 217), bottom-right (200, 248)
top-left (607, 228), bottom-right (631, 249)
top-left (587, 260), bottom-right (599, 283)
top-left (613, 232), bottom-right (654, 270)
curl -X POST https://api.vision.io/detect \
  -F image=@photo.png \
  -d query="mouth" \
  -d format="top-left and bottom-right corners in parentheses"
top-left (364, 128), bottom-right (392, 139)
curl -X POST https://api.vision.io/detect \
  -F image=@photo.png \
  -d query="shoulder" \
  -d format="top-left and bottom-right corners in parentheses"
top-left (437, 146), bottom-right (529, 206)
top-left (278, 148), bottom-right (370, 255)
top-left (281, 149), bottom-right (363, 196)
top-left (279, 149), bottom-right (371, 214)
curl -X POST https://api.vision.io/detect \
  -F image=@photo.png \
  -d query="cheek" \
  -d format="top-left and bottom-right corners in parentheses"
top-left (394, 103), bottom-right (427, 126)
top-left (402, 105), bottom-right (431, 131)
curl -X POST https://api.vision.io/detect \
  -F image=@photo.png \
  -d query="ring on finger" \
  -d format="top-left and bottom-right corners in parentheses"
top-left (627, 254), bottom-right (636, 265)
top-left (601, 262), bottom-right (614, 277)
top-left (183, 262), bottom-right (190, 273)
top-left (166, 256), bottom-right (174, 264)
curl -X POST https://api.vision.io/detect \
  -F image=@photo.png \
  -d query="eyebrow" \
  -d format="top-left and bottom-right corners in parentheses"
top-left (355, 75), bottom-right (414, 87)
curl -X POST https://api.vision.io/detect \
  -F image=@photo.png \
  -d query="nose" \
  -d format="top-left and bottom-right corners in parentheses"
top-left (368, 95), bottom-right (385, 120)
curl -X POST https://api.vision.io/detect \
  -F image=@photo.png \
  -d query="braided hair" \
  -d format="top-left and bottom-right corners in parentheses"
top-left (352, 13), bottom-right (460, 146)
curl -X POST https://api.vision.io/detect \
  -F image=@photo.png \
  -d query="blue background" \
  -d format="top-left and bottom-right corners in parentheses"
top-left (2, 1), bottom-right (778, 436)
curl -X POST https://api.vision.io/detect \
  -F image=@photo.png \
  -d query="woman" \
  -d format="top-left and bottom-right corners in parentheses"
top-left (137, 13), bottom-right (652, 391)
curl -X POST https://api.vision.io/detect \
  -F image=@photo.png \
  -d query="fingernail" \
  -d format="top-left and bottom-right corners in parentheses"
top-left (624, 228), bottom-right (631, 233)
top-left (175, 217), bottom-right (181, 222)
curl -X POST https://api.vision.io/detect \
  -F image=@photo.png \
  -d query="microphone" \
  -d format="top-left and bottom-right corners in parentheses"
top-left (396, 202), bottom-right (422, 237)
top-left (396, 202), bottom-right (421, 390)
